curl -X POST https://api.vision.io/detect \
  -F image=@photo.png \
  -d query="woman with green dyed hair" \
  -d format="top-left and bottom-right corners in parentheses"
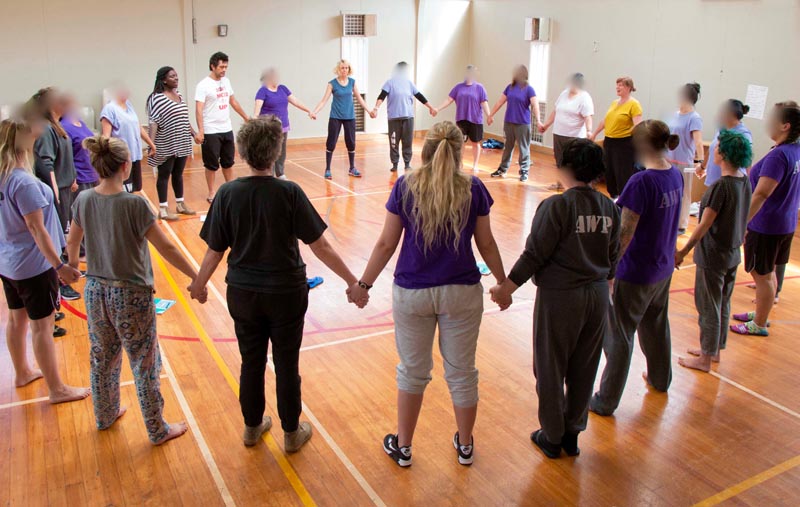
top-left (673, 130), bottom-right (753, 372)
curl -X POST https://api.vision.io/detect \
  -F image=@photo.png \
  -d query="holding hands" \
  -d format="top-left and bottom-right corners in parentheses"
top-left (346, 281), bottom-right (370, 309)
top-left (428, 105), bottom-right (438, 117)
top-left (308, 111), bottom-right (317, 120)
top-left (57, 263), bottom-right (82, 285)
top-left (674, 248), bottom-right (688, 269)
top-left (487, 115), bottom-right (494, 126)
top-left (489, 278), bottom-right (514, 311)
top-left (188, 279), bottom-right (209, 304)
top-left (369, 108), bottom-right (378, 119)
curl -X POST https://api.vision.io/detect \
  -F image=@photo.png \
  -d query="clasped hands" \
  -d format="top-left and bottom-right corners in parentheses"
top-left (489, 280), bottom-right (512, 311)
top-left (346, 282), bottom-right (369, 309)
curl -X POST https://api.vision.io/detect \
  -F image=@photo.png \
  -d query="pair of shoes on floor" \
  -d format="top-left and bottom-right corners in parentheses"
top-left (383, 431), bottom-right (474, 467)
top-left (243, 417), bottom-right (313, 452)
top-left (60, 285), bottom-right (80, 301)
top-left (55, 311), bottom-right (65, 322)
top-left (530, 429), bottom-right (580, 459)
top-left (53, 326), bottom-right (67, 338)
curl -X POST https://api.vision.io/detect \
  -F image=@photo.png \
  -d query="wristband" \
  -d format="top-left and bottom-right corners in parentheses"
top-left (693, 159), bottom-right (703, 164)
top-left (358, 280), bottom-right (373, 290)
top-left (55, 262), bottom-right (65, 271)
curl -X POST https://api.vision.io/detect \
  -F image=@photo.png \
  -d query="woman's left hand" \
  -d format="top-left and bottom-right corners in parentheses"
top-left (346, 283), bottom-right (369, 308)
top-left (70, 180), bottom-right (78, 193)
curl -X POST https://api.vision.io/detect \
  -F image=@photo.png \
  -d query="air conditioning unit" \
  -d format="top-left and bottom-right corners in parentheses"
top-left (342, 13), bottom-right (377, 37)
top-left (524, 17), bottom-right (551, 42)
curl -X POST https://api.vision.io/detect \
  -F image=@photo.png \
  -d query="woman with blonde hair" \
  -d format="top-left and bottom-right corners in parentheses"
top-left (312, 59), bottom-right (372, 179)
top-left (0, 116), bottom-right (88, 403)
top-left (67, 135), bottom-right (199, 444)
top-left (348, 121), bottom-right (506, 467)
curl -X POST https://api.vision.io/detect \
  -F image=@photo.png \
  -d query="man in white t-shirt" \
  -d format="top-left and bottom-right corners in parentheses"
top-left (540, 73), bottom-right (595, 191)
top-left (195, 51), bottom-right (250, 202)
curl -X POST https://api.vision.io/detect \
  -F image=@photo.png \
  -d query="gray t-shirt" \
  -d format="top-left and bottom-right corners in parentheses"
top-left (694, 175), bottom-right (752, 270)
top-left (72, 190), bottom-right (156, 287)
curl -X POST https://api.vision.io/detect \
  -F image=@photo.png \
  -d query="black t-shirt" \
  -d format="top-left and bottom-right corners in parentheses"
top-left (200, 176), bottom-right (327, 293)
top-left (694, 175), bottom-right (752, 270)
top-left (508, 186), bottom-right (620, 289)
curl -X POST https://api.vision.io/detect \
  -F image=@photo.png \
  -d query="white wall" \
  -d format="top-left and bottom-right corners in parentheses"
top-left (471, 0), bottom-right (800, 156)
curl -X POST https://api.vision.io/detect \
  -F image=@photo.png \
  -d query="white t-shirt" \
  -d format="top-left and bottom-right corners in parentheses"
top-left (552, 89), bottom-right (594, 138)
top-left (195, 76), bottom-right (234, 134)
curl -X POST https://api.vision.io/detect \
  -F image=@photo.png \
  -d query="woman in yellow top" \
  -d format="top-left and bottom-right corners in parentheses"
top-left (589, 77), bottom-right (643, 198)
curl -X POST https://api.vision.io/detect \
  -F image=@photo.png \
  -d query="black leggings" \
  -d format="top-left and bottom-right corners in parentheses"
top-left (326, 118), bottom-right (356, 153)
top-left (156, 156), bottom-right (187, 204)
top-left (603, 136), bottom-right (637, 198)
top-left (124, 160), bottom-right (143, 193)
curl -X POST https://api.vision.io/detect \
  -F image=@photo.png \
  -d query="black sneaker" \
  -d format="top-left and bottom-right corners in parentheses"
top-left (404, 165), bottom-right (412, 171)
top-left (453, 432), bottom-right (474, 466)
top-left (530, 429), bottom-right (561, 459)
top-left (60, 285), bottom-right (81, 301)
top-left (383, 434), bottom-right (412, 467)
top-left (520, 173), bottom-right (529, 182)
top-left (54, 312), bottom-right (65, 322)
top-left (390, 165), bottom-right (398, 172)
top-left (490, 169), bottom-right (506, 178)
top-left (53, 326), bottom-right (67, 338)
top-left (561, 432), bottom-right (580, 457)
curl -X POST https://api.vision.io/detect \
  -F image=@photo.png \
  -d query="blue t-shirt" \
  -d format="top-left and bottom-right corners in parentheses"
top-left (748, 142), bottom-right (800, 235)
top-left (615, 167), bottom-right (683, 285)
top-left (100, 100), bottom-right (143, 163)
top-left (381, 77), bottom-right (419, 119)
top-left (386, 175), bottom-right (493, 289)
top-left (330, 78), bottom-right (355, 120)
top-left (256, 85), bottom-right (292, 132)
top-left (666, 110), bottom-right (703, 165)
top-left (503, 84), bottom-right (536, 125)
top-left (705, 122), bottom-right (752, 186)
top-left (0, 169), bottom-right (65, 280)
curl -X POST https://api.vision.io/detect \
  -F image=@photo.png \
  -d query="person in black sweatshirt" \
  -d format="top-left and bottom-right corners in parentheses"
top-left (490, 138), bottom-right (620, 459)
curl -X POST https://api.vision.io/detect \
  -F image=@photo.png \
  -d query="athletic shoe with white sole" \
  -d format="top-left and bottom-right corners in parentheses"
top-left (60, 285), bottom-right (81, 300)
top-left (490, 169), bottom-right (506, 178)
top-left (383, 434), bottom-right (412, 467)
top-left (348, 168), bottom-right (362, 178)
top-left (453, 432), bottom-right (474, 466)
top-left (243, 416), bottom-right (272, 447)
top-left (284, 421), bottom-right (313, 453)
top-left (324, 170), bottom-right (332, 180)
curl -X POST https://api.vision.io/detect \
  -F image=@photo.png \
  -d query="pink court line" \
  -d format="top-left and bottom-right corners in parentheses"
top-left (669, 275), bottom-right (800, 295)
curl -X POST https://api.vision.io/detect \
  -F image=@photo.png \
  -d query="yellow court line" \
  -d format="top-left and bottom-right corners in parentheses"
top-left (693, 454), bottom-right (800, 507)
top-left (150, 248), bottom-right (317, 507)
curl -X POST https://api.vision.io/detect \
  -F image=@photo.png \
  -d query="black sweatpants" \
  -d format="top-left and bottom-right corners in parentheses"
top-left (592, 276), bottom-right (673, 415)
top-left (156, 156), bottom-right (187, 204)
top-left (602, 136), bottom-right (636, 198)
top-left (326, 118), bottom-right (356, 170)
top-left (55, 186), bottom-right (73, 234)
top-left (124, 160), bottom-right (143, 193)
top-left (226, 285), bottom-right (308, 431)
top-left (388, 117), bottom-right (414, 167)
top-left (533, 282), bottom-right (608, 444)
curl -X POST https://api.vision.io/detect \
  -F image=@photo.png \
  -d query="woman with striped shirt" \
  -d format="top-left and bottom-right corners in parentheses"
top-left (146, 66), bottom-right (198, 220)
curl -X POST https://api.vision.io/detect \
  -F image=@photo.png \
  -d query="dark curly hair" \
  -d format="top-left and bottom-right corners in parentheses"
top-left (236, 116), bottom-right (284, 171)
top-left (716, 130), bottom-right (753, 169)
top-left (561, 138), bottom-right (605, 183)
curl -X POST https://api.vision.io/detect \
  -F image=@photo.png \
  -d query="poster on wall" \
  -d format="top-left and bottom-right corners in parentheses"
top-left (744, 84), bottom-right (769, 120)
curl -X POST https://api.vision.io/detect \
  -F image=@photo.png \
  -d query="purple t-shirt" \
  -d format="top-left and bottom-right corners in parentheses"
top-left (616, 167), bottom-right (683, 284)
top-left (449, 82), bottom-right (488, 124)
top-left (61, 118), bottom-right (99, 184)
top-left (386, 175), bottom-right (493, 289)
top-left (748, 142), bottom-right (800, 235)
top-left (255, 85), bottom-right (292, 132)
top-left (503, 84), bottom-right (536, 125)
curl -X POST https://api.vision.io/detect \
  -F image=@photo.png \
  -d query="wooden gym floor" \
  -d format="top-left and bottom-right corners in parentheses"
top-left (1, 135), bottom-right (799, 507)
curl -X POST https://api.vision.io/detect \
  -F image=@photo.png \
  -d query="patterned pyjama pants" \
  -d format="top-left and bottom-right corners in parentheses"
top-left (85, 277), bottom-right (169, 443)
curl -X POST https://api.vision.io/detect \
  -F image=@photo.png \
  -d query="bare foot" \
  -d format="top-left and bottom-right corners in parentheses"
top-left (678, 355), bottom-right (712, 372)
top-left (153, 422), bottom-right (188, 446)
top-left (686, 348), bottom-right (720, 362)
top-left (14, 369), bottom-right (43, 387)
top-left (49, 386), bottom-right (91, 404)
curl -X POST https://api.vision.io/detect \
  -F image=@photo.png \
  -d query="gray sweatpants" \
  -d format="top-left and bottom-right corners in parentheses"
top-left (388, 117), bottom-right (414, 167)
top-left (534, 282), bottom-right (608, 444)
top-left (695, 266), bottom-right (737, 356)
top-left (592, 276), bottom-right (673, 415)
top-left (497, 122), bottom-right (532, 175)
top-left (392, 282), bottom-right (483, 407)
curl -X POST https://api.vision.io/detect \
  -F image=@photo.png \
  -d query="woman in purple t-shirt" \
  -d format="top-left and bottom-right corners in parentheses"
top-left (731, 101), bottom-right (800, 336)
top-left (253, 68), bottom-right (315, 180)
top-left (591, 120), bottom-right (683, 417)
top-left (435, 65), bottom-right (491, 172)
top-left (488, 65), bottom-right (542, 181)
top-left (348, 121), bottom-right (506, 468)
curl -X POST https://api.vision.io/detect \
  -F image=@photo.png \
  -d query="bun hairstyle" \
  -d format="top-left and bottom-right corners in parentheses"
top-left (716, 130), bottom-right (753, 169)
top-left (726, 99), bottom-right (750, 120)
top-left (236, 115), bottom-right (284, 170)
top-left (633, 119), bottom-right (680, 153)
top-left (682, 82), bottom-right (701, 105)
top-left (616, 76), bottom-right (636, 92)
top-left (405, 121), bottom-right (471, 253)
top-left (82, 136), bottom-right (130, 179)
top-left (774, 100), bottom-right (800, 144)
top-left (561, 138), bottom-right (605, 183)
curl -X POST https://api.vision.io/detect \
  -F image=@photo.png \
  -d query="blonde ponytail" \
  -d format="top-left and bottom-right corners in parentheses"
top-left (0, 119), bottom-right (32, 184)
top-left (403, 121), bottom-right (472, 252)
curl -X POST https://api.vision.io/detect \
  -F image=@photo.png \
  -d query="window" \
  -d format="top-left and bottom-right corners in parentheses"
top-left (341, 35), bottom-right (369, 132)
top-left (529, 41), bottom-right (550, 144)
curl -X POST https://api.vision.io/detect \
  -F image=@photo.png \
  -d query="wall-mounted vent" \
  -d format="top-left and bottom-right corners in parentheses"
top-left (524, 17), bottom-right (551, 42)
top-left (342, 14), bottom-right (377, 37)
top-left (531, 101), bottom-right (547, 145)
top-left (355, 94), bottom-right (366, 132)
